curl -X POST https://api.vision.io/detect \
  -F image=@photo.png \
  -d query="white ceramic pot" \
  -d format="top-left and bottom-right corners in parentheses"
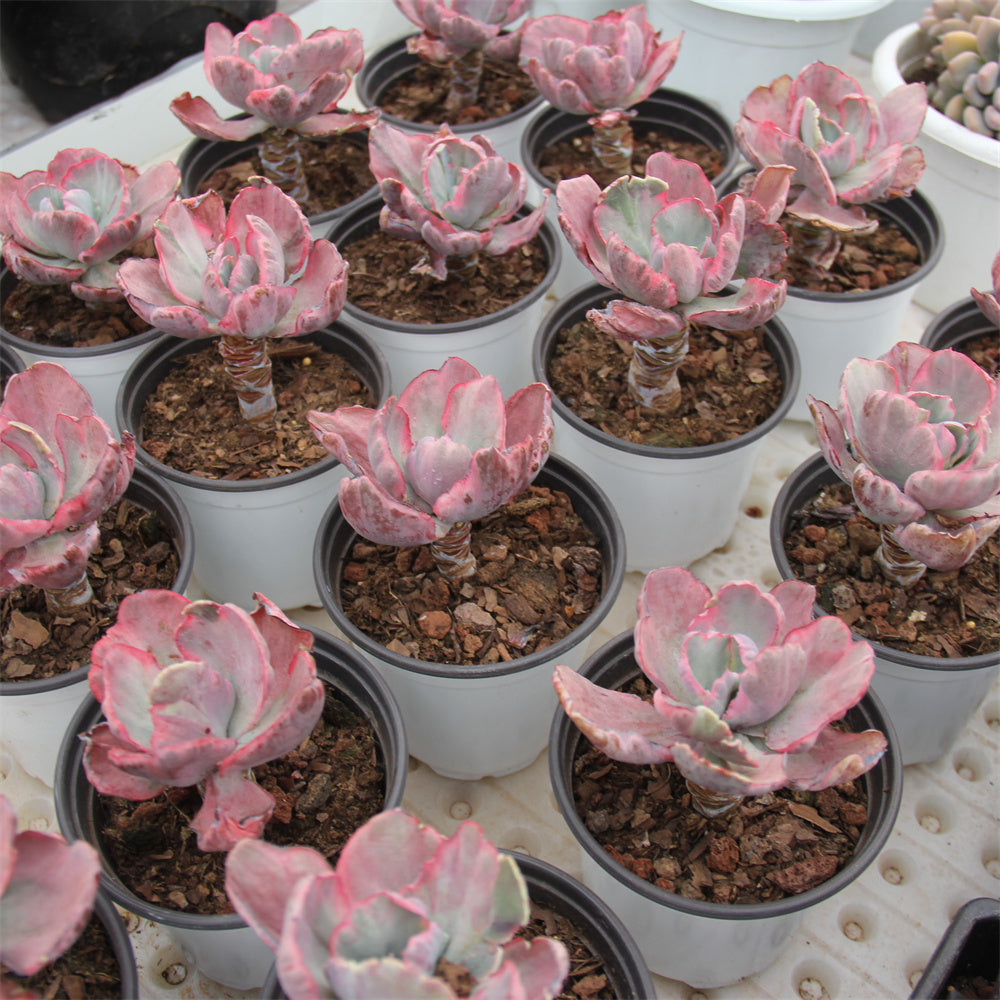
top-left (326, 200), bottom-right (561, 397)
top-left (872, 24), bottom-right (1000, 313)
top-left (649, 0), bottom-right (893, 122)
top-left (313, 454), bottom-right (626, 781)
top-left (533, 283), bottom-right (800, 573)
top-left (548, 629), bottom-right (902, 988)
top-left (117, 325), bottom-right (389, 611)
top-left (770, 453), bottom-right (1000, 766)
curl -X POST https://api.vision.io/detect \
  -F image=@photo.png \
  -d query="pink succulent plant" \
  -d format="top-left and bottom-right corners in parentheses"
top-left (0, 362), bottom-right (135, 615)
top-left (970, 248), bottom-right (1000, 327)
top-left (81, 589), bottom-right (324, 853)
top-left (808, 341), bottom-right (1000, 587)
top-left (519, 6), bottom-right (682, 175)
top-left (309, 357), bottom-right (552, 582)
top-left (116, 177), bottom-right (348, 425)
top-left (0, 795), bottom-right (101, 983)
top-left (735, 61), bottom-right (927, 270)
top-left (225, 808), bottom-right (569, 1000)
top-left (368, 120), bottom-right (549, 281)
top-left (554, 567), bottom-right (887, 816)
top-left (170, 12), bottom-right (379, 205)
top-left (0, 147), bottom-right (179, 303)
top-left (556, 151), bottom-right (791, 411)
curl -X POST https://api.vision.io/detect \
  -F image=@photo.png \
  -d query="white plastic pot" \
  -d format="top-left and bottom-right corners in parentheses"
top-left (872, 24), bottom-right (1000, 313)
top-left (533, 284), bottom-right (799, 573)
top-left (117, 325), bottom-right (389, 611)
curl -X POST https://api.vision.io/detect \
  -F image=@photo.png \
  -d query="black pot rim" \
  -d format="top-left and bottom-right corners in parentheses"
top-left (532, 281), bottom-right (801, 459)
top-left (313, 452), bottom-right (626, 680)
top-left (0, 464), bottom-right (195, 696)
top-left (919, 296), bottom-right (994, 351)
top-left (548, 628), bottom-right (902, 920)
top-left (92, 888), bottom-right (140, 999)
top-left (770, 452), bottom-right (1000, 672)
top-left (53, 623), bottom-right (407, 930)
top-left (116, 323), bottom-right (390, 492)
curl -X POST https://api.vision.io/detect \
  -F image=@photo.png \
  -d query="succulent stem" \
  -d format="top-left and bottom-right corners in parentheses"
top-left (259, 128), bottom-right (310, 206)
top-left (628, 331), bottom-right (688, 412)
top-left (685, 779), bottom-right (742, 819)
top-left (589, 115), bottom-right (635, 177)
top-left (786, 217), bottom-right (842, 272)
top-left (219, 335), bottom-right (277, 425)
top-left (445, 50), bottom-right (485, 113)
top-left (875, 525), bottom-right (928, 588)
top-left (430, 521), bottom-right (477, 582)
top-left (44, 572), bottom-right (94, 616)
top-left (445, 251), bottom-right (480, 282)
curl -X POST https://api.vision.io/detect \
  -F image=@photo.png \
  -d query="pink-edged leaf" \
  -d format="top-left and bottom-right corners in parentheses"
top-left (851, 464), bottom-right (927, 524)
top-left (189, 768), bottom-right (276, 852)
top-left (498, 937), bottom-right (570, 1000)
top-left (894, 519), bottom-right (994, 571)
top-left (169, 93), bottom-right (270, 142)
top-left (81, 723), bottom-right (168, 800)
top-left (338, 474), bottom-right (439, 547)
top-left (308, 404), bottom-right (377, 477)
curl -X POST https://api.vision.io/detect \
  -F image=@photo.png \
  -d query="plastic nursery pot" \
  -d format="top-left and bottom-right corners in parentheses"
top-left (259, 849), bottom-right (656, 1000)
top-left (920, 295), bottom-right (999, 358)
top-left (325, 199), bottom-right (561, 397)
top-left (520, 87), bottom-right (742, 299)
top-left (116, 324), bottom-right (389, 611)
top-left (354, 35), bottom-right (545, 165)
top-left (769, 452), bottom-right (1000, 766)
top-left (872, 24), bottom-right (1000, 313)
top-left (651, 0), bottom-right (894, 122)
top-left (313, 453), bottom-right (626, 781)
top-left (91, 888), bottom-right (141, 999)
top-left (548, 628), bottom-right (902, 989)
top-left (532, 282), bottom-right (799, 573)
top-left (1, 267), bottom-right (167, 429)
top-left (0, 335), bottom-right (26, 382)
top-left (53, 626), bottom-right (408, 992)
top-left (909, 897), bottom-right (1000, 999)
top-left (0, 467), bottom-right (193, 788)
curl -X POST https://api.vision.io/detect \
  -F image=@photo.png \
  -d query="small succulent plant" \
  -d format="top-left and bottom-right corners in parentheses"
top-left (81, 589), bottom-right (324, 853)
top-left (309, 357), bottom-right (552, 583)
top-left (970, 247), bottom-right (1000, 325)
top-left (915, 0), bottom-right (1000, 139)
top-left (393, 0), bottom-right (533, 113)
top-left (519, 5), bottom-right (682, 176)
top-left (735, 61), bottom-right (928, 270)
top-left (0, 794), bottom-right (101, 985)
top-left (116, 177), bottom-right (348, 425)
top-left (170, 12), bottom-right (379, 206)
top-left (556, 151), bottom-right (791, 411)
top-left (809, 340), bottom-right (1000, 588)
top-left (225, 808), bottom-right (570, 1000)
top-left (554, 566), bottom-right (887, 817)
top-left (0, 362), bottom-right (135, 616)
top-left (0, 147), bottom-right (179, 303)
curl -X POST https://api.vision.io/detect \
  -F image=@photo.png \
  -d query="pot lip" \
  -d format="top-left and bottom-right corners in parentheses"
top-left (919, 296), bottom-right (994, 350)
top-left (532, 282), bottom-right (800, 459)
top-left (686, 0), bottom-right (892, 19)
top-left (53, 621), bottom-right (407, 930)
top-left (770, 452), bottom-right (1000, 672)
top-left (548, 628), bottom-right (902, 920)
top-left (116, 323), bottom-right (389, 493)
top-left (313, 452), bottom-right (627, 680)
top-left (872, 24), bottom-right (1000, 165)
top-left (0, 464), bottom-right (195, 697)
top-left (330, 202), bottom-right (562, 336)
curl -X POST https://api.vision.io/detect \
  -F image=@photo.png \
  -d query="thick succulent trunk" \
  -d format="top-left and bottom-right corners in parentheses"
top-left (219, 335), bottom-right (277, 425)
top-left (430, 521), bottom-right (477, 582)
top-left (786, 217), bottom-right (841, 272)
top-left (444, 50), bottom-right (485, 113)
top-left (259, 128), bottom-right (310, 206)
top-left (445, 251), bottom-right (480, 282)
top-left (589, 117), bottom-right (635, 178)
top-left (685, 779), bottom-right (743, 819)
top-left (875, 524), bottom-right (928, 588)
top-left (627, 330), bottom-right (688, 412)
top-left (44, 572), bottom-right (94, 616)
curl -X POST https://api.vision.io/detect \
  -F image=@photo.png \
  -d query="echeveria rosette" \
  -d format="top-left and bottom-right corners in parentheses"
top-left (556, 151), bottom-right (791, 411)
top-left (225, 809), bottom-right (569, 1000)
top-left (0, 147), bottom-right (180, 303)
top-left (369, 121), bottom-right (549, 281)
top-left (970, 247), bottom-right (1000, 327)
top-left (0, 362), bottom-right (135, 614)
top-left (309, 357), bottom-right (553, 582)
top-left (117, 178), bottom-right (348, 424)
top-left (808, 341), bottom-right (1000, 587)
top-left (0, 795), bottom-right (101, 980)
top-left (554, 567), bottom-right (887, 816)
top-left (82, 589), bottom-right (324, 853)
top-left (519, 6), bottom-right (682, 175)
top-left (170, 13), bottom-right (378, 205)
top-left (735, 61), bottom-right (927, 269)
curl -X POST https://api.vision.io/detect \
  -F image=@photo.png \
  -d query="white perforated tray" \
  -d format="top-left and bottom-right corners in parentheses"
top-left (2, 5), bottom-right (998, 997)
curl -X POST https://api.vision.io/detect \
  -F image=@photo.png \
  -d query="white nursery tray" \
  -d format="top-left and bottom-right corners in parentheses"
top-left (2, 5), bottom-right (997, 998)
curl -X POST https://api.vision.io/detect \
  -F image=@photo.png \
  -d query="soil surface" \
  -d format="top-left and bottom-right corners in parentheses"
top-left (336, 482), bottom-right (604, 665)
top-left (137, 339), bottom-right (374, 479)
top-left (1, 498), bottom-right (182, 682)
top-left (1, 909), bottom-right (124, 999)
top-left (781, 479), bottom-right (1000, 660)
top-left (570, 677), bottom-right (871, 905)
top-left (95, 683), bottom-right (386, 915)
top-left (546, 305), bottom-right (785, 447)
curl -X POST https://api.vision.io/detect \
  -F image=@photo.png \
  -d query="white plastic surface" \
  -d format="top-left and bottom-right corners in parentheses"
top-left (2, 7), bottom-right (998, 998)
